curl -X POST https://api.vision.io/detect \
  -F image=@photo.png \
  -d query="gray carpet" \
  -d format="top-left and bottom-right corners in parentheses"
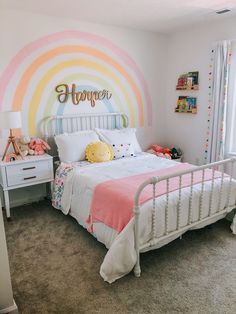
top-left (4, 201), bottom-right (236, 314)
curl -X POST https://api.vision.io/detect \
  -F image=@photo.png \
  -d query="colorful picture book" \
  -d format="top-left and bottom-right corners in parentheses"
top-left (176, 71), bottom-right (199, 90)
top-left (175, 96), bottom-right (197, 114)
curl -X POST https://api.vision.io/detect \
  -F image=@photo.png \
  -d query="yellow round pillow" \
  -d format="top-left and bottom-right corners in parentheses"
top-left (86, 141), bottom-right (114, 163)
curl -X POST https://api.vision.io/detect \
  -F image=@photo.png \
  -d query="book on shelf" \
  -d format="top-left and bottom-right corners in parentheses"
top-left (175, 96), bottom-right (197, 114)
top-left (176, 72), bottom-right (199, 90)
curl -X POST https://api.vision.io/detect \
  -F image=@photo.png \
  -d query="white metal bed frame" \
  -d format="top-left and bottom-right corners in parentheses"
top-left (43, 112), bottom-right (128, 158)
top-left (43, 112), bottom-right (129, 137)
top-left (43, 112), bottom-right (236, 278)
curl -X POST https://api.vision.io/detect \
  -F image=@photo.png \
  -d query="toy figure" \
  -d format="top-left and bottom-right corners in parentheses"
top-left (171, 147), bottom-right (182, 159)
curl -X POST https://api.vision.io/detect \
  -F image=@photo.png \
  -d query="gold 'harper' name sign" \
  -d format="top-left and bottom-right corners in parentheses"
top-left (55, 84), bottom-right (112, 107)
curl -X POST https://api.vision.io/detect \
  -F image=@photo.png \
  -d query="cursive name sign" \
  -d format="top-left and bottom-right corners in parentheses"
top-left (55, 84), bottom-right (112, 107)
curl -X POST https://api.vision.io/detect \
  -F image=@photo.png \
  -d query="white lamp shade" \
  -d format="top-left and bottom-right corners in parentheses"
top-left (0, 111), bottom-right (22, 129)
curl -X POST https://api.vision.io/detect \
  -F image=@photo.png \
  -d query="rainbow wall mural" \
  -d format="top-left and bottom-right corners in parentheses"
top-left (0, 30), bottom-right (153, 136)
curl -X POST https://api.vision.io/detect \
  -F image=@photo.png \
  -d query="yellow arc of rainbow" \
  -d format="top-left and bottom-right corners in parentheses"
top-left (28, 59), bottom-right (136, 135)
top-left (12, 45), bottom-right (144, 125)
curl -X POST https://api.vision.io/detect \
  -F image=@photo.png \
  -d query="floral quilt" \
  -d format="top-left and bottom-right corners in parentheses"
top-left (52, 161), bottom-right (90, 209)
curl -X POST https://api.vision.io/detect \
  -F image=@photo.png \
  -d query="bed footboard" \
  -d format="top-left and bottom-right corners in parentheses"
top-left (133, 158), bottom-right (236, 277)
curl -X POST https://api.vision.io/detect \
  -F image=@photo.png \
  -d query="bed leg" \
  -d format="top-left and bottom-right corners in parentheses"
top-left (230, 213), bottom-right (236, 235)
top-left (134, 262), bottom-right (141, 277)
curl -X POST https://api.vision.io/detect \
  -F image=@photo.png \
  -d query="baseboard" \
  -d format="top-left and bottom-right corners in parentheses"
top-left (9, 195), bottom-right (46, 208)
top-left (0, 184), bottom-right (47, 209)
top-left (0, 299), bottom-right (18, 314)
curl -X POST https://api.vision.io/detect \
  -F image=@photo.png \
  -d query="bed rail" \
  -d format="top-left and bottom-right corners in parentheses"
top-left (133, 157), bottom-right (236, 277)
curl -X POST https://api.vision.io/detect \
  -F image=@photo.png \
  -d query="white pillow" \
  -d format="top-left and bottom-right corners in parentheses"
top-left (112, 143), bottom-right (136, 159)
top-left (95, 128), bottom-right (142, 153)
top-left (55, 130), bottom-right (100, 163)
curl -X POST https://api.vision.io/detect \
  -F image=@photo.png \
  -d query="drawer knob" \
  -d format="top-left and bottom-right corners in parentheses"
top-left (22, 166), bottom-right (36, 170)
top-left (24, 176), bottom-right (36, 180)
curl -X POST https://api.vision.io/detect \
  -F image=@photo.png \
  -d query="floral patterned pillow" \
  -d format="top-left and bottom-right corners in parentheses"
top-left (112, 143), bottom-right (136, 159)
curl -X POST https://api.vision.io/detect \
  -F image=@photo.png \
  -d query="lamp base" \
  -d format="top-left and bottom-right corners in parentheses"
top-left (2, 129), bottom-right (24, 161)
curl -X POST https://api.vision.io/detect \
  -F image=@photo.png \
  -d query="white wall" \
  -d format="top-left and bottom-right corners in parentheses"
top-left (165, 17), bottom-right (236, 165)
top-left (0, 9), bottom-right (168, 207)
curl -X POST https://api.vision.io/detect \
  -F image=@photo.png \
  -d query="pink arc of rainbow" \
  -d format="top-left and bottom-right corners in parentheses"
top-left (0, 30), bottom-right (152, 126)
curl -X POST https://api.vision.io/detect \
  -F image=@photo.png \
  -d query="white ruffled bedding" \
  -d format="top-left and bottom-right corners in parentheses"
top-left (55, 153), bottom-right (236, 283)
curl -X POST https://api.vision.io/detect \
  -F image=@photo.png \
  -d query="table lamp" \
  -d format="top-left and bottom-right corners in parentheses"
top-left (0, 111), bottom-right (24, 161)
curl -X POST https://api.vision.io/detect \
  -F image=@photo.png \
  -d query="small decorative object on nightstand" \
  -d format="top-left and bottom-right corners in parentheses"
top-left (0, 111), bottom-right (24, 161)
top-left (0, 154), bottom-right (53, 219)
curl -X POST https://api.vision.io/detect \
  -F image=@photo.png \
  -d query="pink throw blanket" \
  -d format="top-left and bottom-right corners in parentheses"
top-left (87, 163), bottom-right (223, 233)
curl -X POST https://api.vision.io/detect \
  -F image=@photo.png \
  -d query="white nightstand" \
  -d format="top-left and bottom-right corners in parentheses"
top-left (0, 154), bottom-right (53, 219)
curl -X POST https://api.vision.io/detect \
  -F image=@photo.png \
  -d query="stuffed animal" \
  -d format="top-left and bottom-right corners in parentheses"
top-left (150, 144), bottom-right (163, 153)
top-left (149, 144), bottom-right (171, 159)
top-left (17, 135), bottom-right (34, 157)
top-left (29, 138), bottom-right (51, 155)
top-left (171, 147), bottom-right (182, 159)
top-left (86, 141), bottom-right (113, 163)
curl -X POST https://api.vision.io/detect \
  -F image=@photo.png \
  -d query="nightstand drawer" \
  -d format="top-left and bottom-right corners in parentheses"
top-left (0, 154), bottom-right (53, 219)
top-left (6, 160), bottom-right (52, 187)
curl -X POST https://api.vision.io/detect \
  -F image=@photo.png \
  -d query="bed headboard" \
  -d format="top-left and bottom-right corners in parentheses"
top-left (42, 112), bottom-right (129, 158)
top-left (43, 112), bottom-right (128, 138)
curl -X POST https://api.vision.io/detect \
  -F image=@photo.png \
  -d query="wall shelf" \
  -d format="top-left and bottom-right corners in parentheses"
top-left (176, 85), bottom-right (199, 91)
top-left (175, 96), bottom-right (197, 114)
top-left (175, 71), bottom-right (199, 114)
top-left (176, 71), bottom-right (199, 91)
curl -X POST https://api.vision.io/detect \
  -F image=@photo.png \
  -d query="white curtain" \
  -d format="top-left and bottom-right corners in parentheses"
top-left (208, 40), bottom-right (231, 163)
top-left (226, 42), bottom-right (236, 156)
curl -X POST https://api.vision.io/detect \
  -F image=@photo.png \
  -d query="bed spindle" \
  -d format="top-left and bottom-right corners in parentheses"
top-left (209, 167), bottom-right (215, 216)
top-left (177, 175), bottom-right (182, 229)
top-left (134, 202), bottom-right (141, 277)
top-left (151, 183), bottom-right (156, 240)
top-left (66, 118), bottom-right (68, 132)
top-left (76, 118), bottom-right (79, 131)
top-left (199, 169), bottom-right (205, 220)
top-left (70, 118), bottom-right (73, 132)
top-left (217, 164), bottom-right (225, 213)
top-left (88, 116), bottom-right (91, 130)
top-left (188, 172), bottom-right (194, 225)
top-left (165, 178), bottom-right (170, 235)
